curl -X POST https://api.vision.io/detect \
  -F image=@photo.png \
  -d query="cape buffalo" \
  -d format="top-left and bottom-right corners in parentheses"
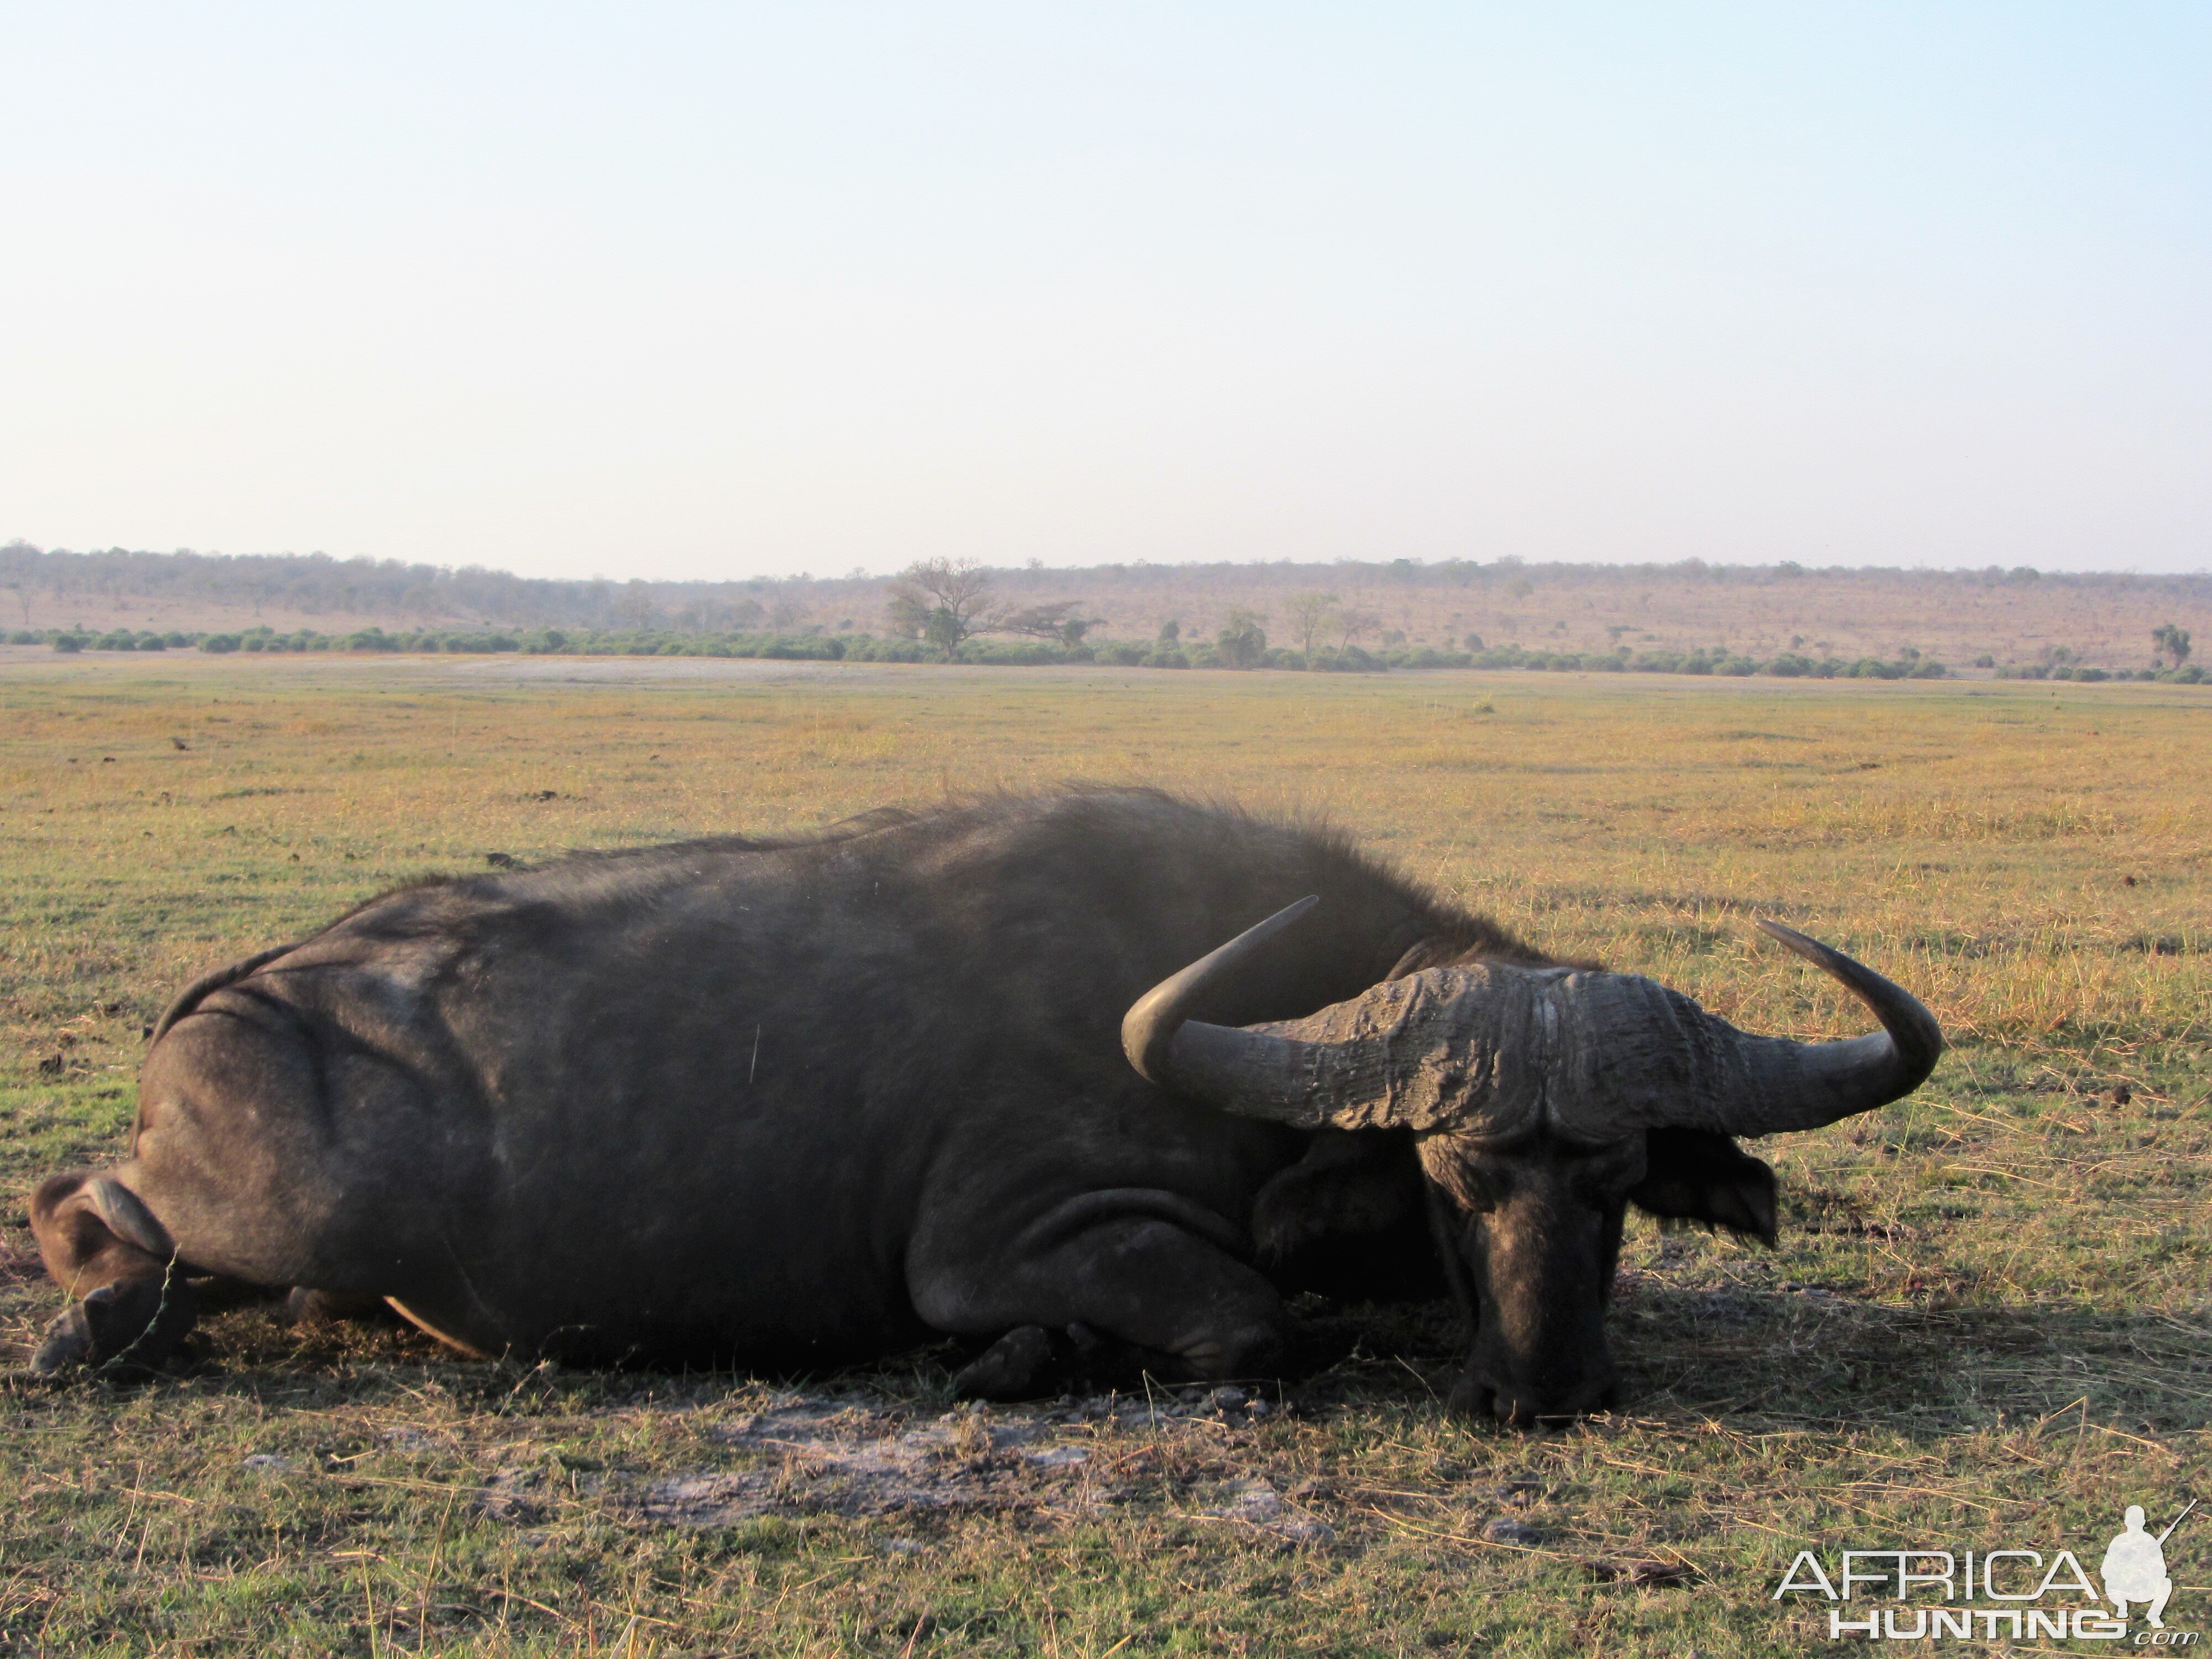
top-left (28, 790), bottom-right (1940, 1423)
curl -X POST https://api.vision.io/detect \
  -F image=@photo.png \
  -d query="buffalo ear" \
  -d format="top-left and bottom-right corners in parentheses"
top-left (1627, 1127), bottom-right (1777, 1246)
top-left (1251, 1128), bottom-right (1422, 1264)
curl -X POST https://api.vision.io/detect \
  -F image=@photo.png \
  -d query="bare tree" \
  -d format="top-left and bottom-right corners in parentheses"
top-left (886, 558), bottom-right (1000, 658)
top-left (618, 580), bottom-right (658, 630)
top-left (1282, 591), bottom-right (1340, 659)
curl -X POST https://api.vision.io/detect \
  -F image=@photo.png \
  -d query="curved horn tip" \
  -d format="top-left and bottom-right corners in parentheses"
top-left (1755, 917), bottom-right (1834, 964)
top-left (1119, 895), bottom-right (1322, 1086)
top-left (1754, 915), bottom-right (1947, 1074)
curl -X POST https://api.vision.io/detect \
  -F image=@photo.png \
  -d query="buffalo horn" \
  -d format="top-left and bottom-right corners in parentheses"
top-left (1120, 897), bottom-right (1338, 1124)
top-left (1697, 920), bottom-right (1945, 1135)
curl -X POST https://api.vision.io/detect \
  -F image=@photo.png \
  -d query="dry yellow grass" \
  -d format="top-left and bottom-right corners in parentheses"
top-left (2, 653), bottom-right (2206, 1656)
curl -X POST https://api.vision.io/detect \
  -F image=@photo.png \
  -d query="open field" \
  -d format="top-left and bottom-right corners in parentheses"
top-left (2, 654), bottom-right (2208, 1656)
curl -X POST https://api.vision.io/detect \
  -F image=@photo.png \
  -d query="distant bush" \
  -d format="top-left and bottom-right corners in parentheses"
top-left (843, 635), bottom-right (930, 663)
top-left (16, 612), bottom-right (2098, 688)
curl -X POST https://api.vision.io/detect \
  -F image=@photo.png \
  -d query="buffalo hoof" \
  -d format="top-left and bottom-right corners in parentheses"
top-left (31, 1303), bottom-right (95, 1375)
top-left (951, 1324), bottom-right (1056, 1401)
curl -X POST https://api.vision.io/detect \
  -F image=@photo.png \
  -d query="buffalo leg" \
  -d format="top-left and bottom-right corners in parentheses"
top-left (28, 1170), bottom-right (201, 1374)
top-left (912, 1195), bottom-right (1287, 1398)
top-left (951, 1325), bottom-right (1057, 1399)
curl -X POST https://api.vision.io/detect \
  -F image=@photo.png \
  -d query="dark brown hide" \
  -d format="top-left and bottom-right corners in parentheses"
top-left (30, 794), bottom-right (1530, 1383)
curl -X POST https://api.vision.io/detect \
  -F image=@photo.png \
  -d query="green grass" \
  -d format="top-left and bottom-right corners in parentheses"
top-left (2, 654), bottom-right (2207, 1655)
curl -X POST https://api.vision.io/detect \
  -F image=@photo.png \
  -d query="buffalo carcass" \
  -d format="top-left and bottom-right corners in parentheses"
top-left (29, 790), bottom-right (1940, 1423)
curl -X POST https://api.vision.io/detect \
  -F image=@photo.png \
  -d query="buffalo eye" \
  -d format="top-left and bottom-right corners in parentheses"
top-left (1423, 1145), bottom-right (1511, 1213)
top-left (1568, 1138), bottom-right (1648, 1203)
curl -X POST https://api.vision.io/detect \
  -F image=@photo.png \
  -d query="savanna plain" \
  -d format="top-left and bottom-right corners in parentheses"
top-left (2, 653), bottom-right (2206, 1657)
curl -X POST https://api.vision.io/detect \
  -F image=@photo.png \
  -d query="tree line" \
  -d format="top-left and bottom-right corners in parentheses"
top-left (9, 541), bottom-right (2208, 636)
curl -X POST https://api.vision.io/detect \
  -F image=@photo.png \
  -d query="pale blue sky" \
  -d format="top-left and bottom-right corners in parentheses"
top-left (3, 4), bottom-right (2205, 578)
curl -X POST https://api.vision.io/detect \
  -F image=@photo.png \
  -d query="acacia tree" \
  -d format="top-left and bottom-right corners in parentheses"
top-left (1000, 600), bottom-right (1094, 646)
top-left (886, 558), bottom-right (999, 658)
top-left (1334, 607), bottom-right (1380, 651)
top-left (2152, 623), bottom-right (2192, 668)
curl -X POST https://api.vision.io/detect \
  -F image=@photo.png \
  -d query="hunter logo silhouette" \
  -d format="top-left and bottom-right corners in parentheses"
top-left (2104, 1500), bottom-right (2194, 1629)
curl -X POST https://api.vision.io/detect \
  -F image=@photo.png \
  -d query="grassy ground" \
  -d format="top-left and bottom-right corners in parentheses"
top-left (2, 653), bottom-right (2206, 1656)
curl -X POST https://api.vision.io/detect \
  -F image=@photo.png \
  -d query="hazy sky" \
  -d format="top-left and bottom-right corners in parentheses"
top-left (4, 4), bottom-right (2206, 580)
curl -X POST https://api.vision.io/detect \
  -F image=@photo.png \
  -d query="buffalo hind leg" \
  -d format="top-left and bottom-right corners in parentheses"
top-left (28, 1170), bottom-right (200, 1375)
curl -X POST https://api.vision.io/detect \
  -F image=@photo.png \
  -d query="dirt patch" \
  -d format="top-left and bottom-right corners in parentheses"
top-left (475, 1391), bottom-right (1334, 1545)
top-left (626, 1400), bottom-right (1073, 1524)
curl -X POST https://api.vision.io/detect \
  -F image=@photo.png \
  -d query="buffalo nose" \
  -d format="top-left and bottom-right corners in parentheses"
top-left (1458, 1368), bottom-right (1620, 1429)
